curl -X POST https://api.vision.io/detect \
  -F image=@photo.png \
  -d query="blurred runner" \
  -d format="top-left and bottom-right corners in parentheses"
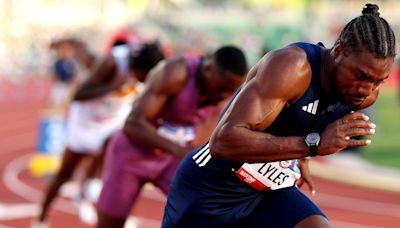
top-left (48, 38), bottom-right (97, 114)
top-left (96, 45), bottom-right (248, 228)
top-left (33, 41), bottom-right (165, 228)
top-left (48, 40), bottom-right (78, 113)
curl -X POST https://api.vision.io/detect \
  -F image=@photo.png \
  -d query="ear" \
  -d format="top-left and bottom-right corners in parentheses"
top-left (332, 40), bottom-right (344, 63)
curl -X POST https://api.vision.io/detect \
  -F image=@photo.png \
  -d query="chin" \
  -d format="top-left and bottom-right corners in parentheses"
top-left (339, 97), bottom-right (356, 106)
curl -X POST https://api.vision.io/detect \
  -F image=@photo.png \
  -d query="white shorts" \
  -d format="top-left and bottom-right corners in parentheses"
top-left (66, 100), bottom-right (131, 155)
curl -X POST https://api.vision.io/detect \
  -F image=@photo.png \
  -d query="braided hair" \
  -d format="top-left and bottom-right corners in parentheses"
top-left (337, 3), bottom-right (396, 58)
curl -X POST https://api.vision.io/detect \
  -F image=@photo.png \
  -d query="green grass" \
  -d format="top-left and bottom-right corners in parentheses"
top-left (360, 88), bottom-right (400, 169)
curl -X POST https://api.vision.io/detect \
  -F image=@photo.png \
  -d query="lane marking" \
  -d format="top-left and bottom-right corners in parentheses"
top-left (0, 203), bottom-right (39, 220)
top-left (310, 160), bottom-right (400, 192)
top-left (3, 154), bottom-right (399, 227)
top-left (2, 154), bottom-right (164, 228)
top-left (315, 192), bottom-right (400, 217)
top-left (3, 154), bottom-right (76, 215)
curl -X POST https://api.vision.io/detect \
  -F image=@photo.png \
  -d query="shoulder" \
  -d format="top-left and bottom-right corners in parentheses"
top-left (251, 45), bottom-right (312, 103)
top-left (261, 45), bottom-right (309, 74)
top-left (145, 56), bottom-right (189, 95)
top-left (162, 56), bottom-right (188, 79)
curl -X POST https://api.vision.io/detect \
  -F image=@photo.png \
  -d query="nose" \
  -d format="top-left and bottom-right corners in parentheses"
top-left (357, 81), bottom-right (375, 97)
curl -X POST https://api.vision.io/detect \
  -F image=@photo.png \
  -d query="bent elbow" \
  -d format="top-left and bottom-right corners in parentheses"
top-left (209, 133), bottom-right (228, 160)
top-left (122, 113), bottom-right (140, 137)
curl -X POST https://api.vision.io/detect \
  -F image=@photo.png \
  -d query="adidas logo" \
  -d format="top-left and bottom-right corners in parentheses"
top-left (302, 100), bottom-right (319, 115)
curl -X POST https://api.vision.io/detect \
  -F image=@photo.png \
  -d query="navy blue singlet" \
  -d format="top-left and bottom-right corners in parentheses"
top-left (162, 43), bottom-right (354, 228)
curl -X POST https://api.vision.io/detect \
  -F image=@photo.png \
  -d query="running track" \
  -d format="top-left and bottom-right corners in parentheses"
top-left (1, 80), bottom-right (400, 228)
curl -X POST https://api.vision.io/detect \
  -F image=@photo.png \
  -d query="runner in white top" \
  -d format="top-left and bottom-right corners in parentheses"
top-left (34, 42), bottom-right (165, 228)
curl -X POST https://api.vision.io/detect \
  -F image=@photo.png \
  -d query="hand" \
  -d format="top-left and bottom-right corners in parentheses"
top-left (295, 158), bottom-right (316, 195)
top-left (318, 112), bottom-right (376, 156)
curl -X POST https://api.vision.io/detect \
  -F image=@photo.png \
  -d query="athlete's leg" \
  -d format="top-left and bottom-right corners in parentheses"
top-left (97, 131), bottom-right (172, 228)
top-left (78, 154), bottom-right (100, 225)
top-left (96, 133), bottom-right (146, 228)
top-left (80, 137), bottom-right (110, 202)
top-left (38, 147), bottom-right (85, 222)
top-left (85, 137), bottom-right (110, 180)
top-left (248, 186), bottom-right (330, 228)
top-left (96, 208), bottom-right (127, 228)
top-left (97, 172), bottom-right (145, 228)
top-left (154, 157), bottom-right (180, 194)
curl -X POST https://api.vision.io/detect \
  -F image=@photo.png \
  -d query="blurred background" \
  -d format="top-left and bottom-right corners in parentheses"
top-left (1, 0), bottom-right (400, 227)
top-left (2, 0), bottom-right (400, 168)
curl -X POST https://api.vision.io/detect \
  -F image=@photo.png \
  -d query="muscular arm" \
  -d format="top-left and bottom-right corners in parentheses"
top-left (210, 46), bottom-right (312, 163)
top-left (123, 58), bottom-right (188, 155)
top-left (73, 56), bottom-right (122, 100)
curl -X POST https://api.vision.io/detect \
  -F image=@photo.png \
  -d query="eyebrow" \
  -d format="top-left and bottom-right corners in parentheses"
top-left (356, 69), bottom-right (373, 79)
top-left (356, 68), bottom-right (390, 83)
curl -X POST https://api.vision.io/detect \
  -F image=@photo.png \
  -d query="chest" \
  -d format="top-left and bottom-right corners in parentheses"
top-left (266, 92), bottom-right (353, 136)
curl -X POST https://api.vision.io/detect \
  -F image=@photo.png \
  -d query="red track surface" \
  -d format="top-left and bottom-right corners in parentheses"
top-left (1, 81), bottom-right (400, 228)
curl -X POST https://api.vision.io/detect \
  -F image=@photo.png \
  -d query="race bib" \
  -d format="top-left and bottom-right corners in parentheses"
top-left (236, 160), bottom-right (301, 191)
top-left (157, 123), bottom-right (195, 146)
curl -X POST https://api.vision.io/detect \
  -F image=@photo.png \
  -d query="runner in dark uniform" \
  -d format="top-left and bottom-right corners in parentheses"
top-left (163, 4), bottom-right (396, 227)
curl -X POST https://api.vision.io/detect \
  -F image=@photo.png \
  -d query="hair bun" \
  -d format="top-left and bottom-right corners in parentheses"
top-left (362, 3), bottom-right (380, 16)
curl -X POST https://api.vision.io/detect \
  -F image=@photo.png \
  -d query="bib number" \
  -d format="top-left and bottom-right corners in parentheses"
top-left (236, 160), bottom-right (301, 191)
top-left (157, 123), bottom-right (195, 146)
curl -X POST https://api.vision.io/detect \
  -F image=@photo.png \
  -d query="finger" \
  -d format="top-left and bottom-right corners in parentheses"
top-left (343, 112), bottom-right (369, 122)
top-left (305, 179), bottom-right (316, 196)
top-left (346, 127), bottom-right (376, 137)
top-left (344, 120), bottom-right (376, 129)
top-left (301, 175), bottom-right (316, 195)
top-left (346, 138), bottom-right (372, 147)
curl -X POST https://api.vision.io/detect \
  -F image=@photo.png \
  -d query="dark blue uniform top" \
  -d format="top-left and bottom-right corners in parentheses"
top-left (266, 42), bottom-right (353, 136)
top-left (162, 43), bottom-right (354, 228)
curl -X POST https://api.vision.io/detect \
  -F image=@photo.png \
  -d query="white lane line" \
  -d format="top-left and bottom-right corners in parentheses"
top-left (315, 192), bottom-right (400, 217)
top-left (6, 154), bottom-right (397, 226)
top-left (0, 203), bottom-right (39, 220)
top-left (124, 216), bottom-right (161, 228)
top-left (3, 154), bottom-right (76, 214)
top-left (2, 153), bottom-right (164, 227)
top-left (310, 160), bottom-right (400, 192)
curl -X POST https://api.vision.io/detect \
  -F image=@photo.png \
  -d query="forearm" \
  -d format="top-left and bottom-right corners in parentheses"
top-left (73, 83), bottom-right (117, 100)
top-left (210, 125), bottom-right (309, 163)
top-left (123, 118), bottom-right (181, 155)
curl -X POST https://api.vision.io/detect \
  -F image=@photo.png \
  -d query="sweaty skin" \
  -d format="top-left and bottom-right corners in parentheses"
top-left (210, 43), bottom-right (393, 163)
top-left (123, 58), bottom-right (189, 156)
top-left (74, 56), bottom-right (125, 101)
top-left (123, 56), bottom-right (245, 158)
